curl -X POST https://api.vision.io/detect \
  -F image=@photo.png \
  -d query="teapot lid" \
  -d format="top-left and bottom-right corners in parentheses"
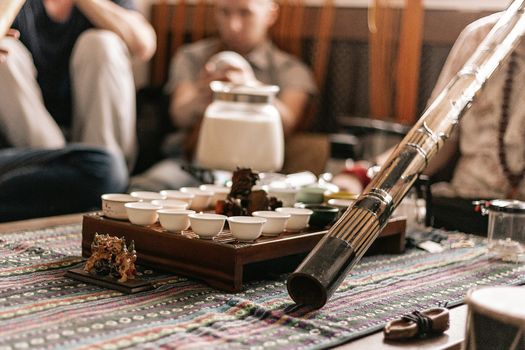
top-left (488, 199), bottom-right (525, 213)
top-left (210, 81), bottom-right (279, 103)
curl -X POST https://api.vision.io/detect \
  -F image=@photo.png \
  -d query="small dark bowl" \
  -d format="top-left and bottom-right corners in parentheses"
top-left (305, 204), bottom-right (339, 229)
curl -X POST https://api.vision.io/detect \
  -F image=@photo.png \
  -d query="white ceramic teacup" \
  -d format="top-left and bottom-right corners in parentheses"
top-left (130, 191), bottom-right (166, 202)
top-left (275, 207), bottom-right (313, 232)
top-left (252, 211), bottom-right (291, 236)
top-left (151, 199), bottom-right (189, 210)
top-left (101, 193), bottom-right (138, 220)
top-left (180, 187), bottom-right (214, 211)
top-left (125, 202), bottom-right (162, 226)
top-left (158, 209), bottom-right (195, 232)
top-left (159, 190), bottom-right (194, 206)
top-left (227, 216), bottom-right (267, 242)
top-left (188, 213), bottom-right (227, 239)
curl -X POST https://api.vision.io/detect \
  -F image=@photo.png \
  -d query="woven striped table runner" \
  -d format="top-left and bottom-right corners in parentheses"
top-left (0, 224), bottom-right (523, 349)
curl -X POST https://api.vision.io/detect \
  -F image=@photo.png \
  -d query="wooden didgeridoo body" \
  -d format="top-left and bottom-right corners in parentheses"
top-left (287, 0), bottom-right (525, 308)
top-left (0, 0), bottom-right (25, 40)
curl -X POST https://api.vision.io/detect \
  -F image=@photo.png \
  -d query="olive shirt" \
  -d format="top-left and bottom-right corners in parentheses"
top-left (165, 38), bottom-right (317, 131)
top-left (430, 13), bottom-right (525, 200)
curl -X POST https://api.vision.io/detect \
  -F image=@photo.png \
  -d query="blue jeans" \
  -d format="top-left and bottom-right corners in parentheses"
top-left (0, 145), bottom-right (128, 222)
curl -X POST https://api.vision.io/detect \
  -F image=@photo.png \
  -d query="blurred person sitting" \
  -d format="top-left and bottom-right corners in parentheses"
top-left (422, 13), bottom-right (525, 233)
top-left (0, 0), bottom-right (156, 169)
top-left (130, 0), bottom-right (317, 191)
top-left (0, 32), bottom-right (128, 222)
top-left (424, 13), bottom-right (525, 201)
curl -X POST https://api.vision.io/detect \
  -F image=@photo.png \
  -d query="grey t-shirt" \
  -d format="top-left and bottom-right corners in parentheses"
top-left (166, 38), bottom-right (316, 94)
top-left (165, 38), bottom-right (317, 123)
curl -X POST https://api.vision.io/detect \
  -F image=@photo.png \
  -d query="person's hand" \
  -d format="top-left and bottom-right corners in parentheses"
top-left (0, 29), bottom-right (20, 63)
top-left (195, 61), bottom-right (259, 101)
top-left (205, 51), bottom-right (257, 84)
top-left (206, 61), bottom-right (257, 84)
top-left (193, 63), bottom-right (240, 100)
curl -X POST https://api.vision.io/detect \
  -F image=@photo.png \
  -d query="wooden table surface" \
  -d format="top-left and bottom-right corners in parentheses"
top-left (0, 213), bottom-right (467, 350)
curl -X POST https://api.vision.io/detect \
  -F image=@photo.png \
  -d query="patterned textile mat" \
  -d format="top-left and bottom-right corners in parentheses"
top-left (0, 224), bottom-right (524, 350)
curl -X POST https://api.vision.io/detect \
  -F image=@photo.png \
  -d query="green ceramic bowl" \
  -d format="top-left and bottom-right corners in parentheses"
top-left (296, 186), bottom-right (326, 204)
top-left (305, 204), bottom-right (339, 229)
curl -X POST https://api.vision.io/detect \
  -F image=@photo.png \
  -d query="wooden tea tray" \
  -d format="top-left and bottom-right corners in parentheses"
top-left (82, 213), bottom-right (406, 292)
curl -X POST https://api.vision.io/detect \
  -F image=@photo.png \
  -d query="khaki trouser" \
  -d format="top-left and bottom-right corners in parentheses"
top-left (0, 29), bottom-right (137, 169)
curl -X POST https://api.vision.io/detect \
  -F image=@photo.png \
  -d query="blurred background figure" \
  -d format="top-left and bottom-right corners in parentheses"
top-left (332, 12), bottom-right (525, 234)
top-left (0, 145), bottom-right (128, 222)
top-left (0, 0), bottom-right (155, 221)
top-left (423, 13), bottom-right (525, 233)
top-left (0, 0), bottom-right (156, 169)
top-left (425, 13), bottom-right (525, 201)
top-left (130, 0), bottom-right (317, 191)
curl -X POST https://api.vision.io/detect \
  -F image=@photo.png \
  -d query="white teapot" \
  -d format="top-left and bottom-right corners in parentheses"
top-left (195, 81), bottom-right (284, 172)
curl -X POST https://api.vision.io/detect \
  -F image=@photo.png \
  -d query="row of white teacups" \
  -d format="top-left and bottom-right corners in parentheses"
top-left (101, 185), bottom-right (313, 242)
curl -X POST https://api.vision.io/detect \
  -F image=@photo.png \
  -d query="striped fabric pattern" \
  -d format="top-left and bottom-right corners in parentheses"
top-left (0, 225), bottom-right (523, 349)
